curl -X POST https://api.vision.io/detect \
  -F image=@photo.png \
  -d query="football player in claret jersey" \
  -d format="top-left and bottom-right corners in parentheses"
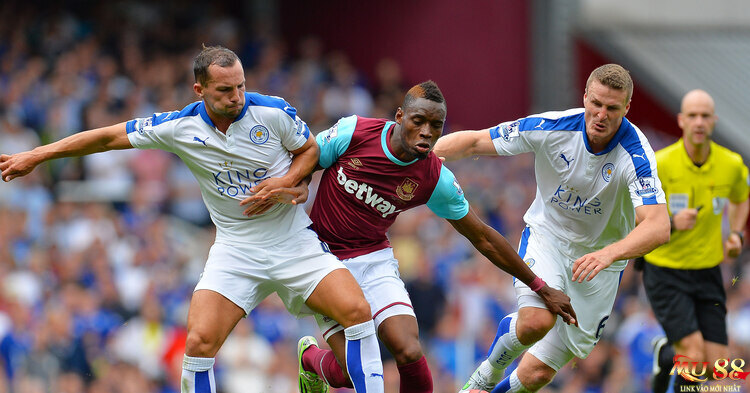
top-left (434, 64), bottom-right (671, 393)
top-left (247, 80), bottom-right (577, 393)
top-left (0, 45), bottom-right (386, 393)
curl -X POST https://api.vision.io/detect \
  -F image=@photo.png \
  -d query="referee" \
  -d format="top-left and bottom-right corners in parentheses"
top-left (645, 89), bottom-right (749, 393)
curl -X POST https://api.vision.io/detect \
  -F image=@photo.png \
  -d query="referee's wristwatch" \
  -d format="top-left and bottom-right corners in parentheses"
top-left (732, 230), bottom-right (745, 246)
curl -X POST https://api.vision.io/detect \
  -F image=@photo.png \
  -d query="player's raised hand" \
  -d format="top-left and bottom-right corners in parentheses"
top-left (1, 151), bottom-right (40, 182)
top-left (571, 250), bottom-right (615, 283)
top-left (535, 285), bottom-right (578, 326)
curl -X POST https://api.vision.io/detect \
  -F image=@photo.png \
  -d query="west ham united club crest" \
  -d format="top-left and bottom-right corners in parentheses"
top-left (249, 125), bottom-right (269, 144)
top-left (396, 178), bottom-right (419, 201)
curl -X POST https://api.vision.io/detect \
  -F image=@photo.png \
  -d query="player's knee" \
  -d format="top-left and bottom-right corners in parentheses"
top-left (337, 297), bottom-right (373, 327)
top-left (676, 341), bottom-right (705, 362)
top-left (517, 314), bottom-right (555, 344)
top-left (184, 329), bottom-right (219, 357)
top-left (390, 339), bottom-right (423, 365)
top-left (521, 367), bottom-right (556, 391)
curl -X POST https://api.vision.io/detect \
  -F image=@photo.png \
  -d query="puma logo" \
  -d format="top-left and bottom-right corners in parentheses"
top-left (560, 153), bottom-right (574, 168)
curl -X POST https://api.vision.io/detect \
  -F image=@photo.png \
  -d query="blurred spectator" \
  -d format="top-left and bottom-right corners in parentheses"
top-left (322, 52), bottom-right (374, 122)
top-left (405, 255), bottom-right (447, 338)
top-left (110, 289), bottom-right (168, 380)
top-left (216, 319), bottom-right (274, 393)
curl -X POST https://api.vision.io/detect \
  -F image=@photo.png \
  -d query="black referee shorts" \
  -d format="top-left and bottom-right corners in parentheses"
top-left (642, 262), bottom-right (728, 345)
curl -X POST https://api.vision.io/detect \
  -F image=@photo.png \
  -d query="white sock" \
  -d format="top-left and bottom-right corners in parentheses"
top-left (344, 320), bottom-right (384, 393)
top-left (181, 355), bottom-right (216, 393)
top-left (486, 313), bottom-right (529, 379)
top-left (508, 369), bottom-right (532, 393)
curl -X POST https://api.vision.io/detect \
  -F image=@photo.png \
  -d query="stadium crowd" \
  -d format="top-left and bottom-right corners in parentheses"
top-left (1, 2), bottom-right (749, 393)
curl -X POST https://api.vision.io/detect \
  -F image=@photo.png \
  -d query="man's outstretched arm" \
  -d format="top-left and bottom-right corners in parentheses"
top-left (448, 208), bottom-right (578, 326)
top-left (1, 122), bottom-right (131, 182)
top-left (432, 128), bottom-right (496, 162)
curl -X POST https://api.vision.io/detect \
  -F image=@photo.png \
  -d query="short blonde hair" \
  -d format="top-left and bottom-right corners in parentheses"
top-left (586, 64), bottom-right (633, 103)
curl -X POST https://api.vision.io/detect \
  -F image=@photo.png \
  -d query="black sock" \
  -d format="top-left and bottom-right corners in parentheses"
top-left (659, 343), bottom-right (676, 369)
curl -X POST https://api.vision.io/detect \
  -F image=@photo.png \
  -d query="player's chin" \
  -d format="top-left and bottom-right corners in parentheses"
top-left (414, 151), bottom-right (430, 160)
top-left (413, 145), bottom-right (431, 159)
top-left (223, 106), bottom-right (243, 116)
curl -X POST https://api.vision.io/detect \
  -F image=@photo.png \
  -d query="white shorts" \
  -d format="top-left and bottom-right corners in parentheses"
top-left (514, 226), bottom-right (621, 361)
top-left (194, 227), bottom-right (346, 317)
top-left (315, 248), bottom-right (414, 340)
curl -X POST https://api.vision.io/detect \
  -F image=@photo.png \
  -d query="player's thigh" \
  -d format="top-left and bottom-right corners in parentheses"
top-left (315, 248), bottom-right (414, 339)
top-left (266, 227), bottom-right (365, 321)
top-left (186, 289), bottom-right (246, 356)
top-left (306, 268), bottom-right (370, 327)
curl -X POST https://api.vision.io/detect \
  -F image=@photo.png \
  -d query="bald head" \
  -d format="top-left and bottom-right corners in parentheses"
top-left (681, 89), bottom-right (715, 113)
top-left (678, 89), bottom-right (717, 147)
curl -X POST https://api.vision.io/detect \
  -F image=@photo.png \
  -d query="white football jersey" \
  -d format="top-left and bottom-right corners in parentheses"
top-left (490, 108), bottom-right (665, 270)
top-left (126, 92), bottom-right (312, 246)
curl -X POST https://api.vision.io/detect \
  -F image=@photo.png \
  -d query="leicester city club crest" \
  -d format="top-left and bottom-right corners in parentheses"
top-left (249, 125), bottom-right (269, 144)
top-left (601, 163), bottom-right (614, 182)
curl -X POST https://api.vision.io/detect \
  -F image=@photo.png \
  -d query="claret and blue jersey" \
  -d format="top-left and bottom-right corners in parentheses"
top-left (125, 92), bottom-right (312, 246)
top-left (311, 115), bottom-right (470, 260)
top-left (489, 108), bottom-right (666, 269)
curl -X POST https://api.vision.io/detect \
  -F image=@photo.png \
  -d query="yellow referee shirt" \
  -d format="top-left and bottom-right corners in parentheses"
top-left (645, 139), bottom-right (749, 269)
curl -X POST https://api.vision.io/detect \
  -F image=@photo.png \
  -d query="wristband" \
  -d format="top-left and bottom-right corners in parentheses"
top-left (732, 230), bottom-right (745, 246)
top-left (529, 276), bottom-right (546, 292)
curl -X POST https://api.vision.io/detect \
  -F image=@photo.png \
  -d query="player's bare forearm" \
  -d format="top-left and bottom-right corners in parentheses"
top-left (283, 135), bottom-right (320, 187)
top-left (606, 204), bottom-right (670, 261)
top-left (448, 211), bottom-right (578, 325)
top-left (433, 129), bottom-right (493, 162)
top-left (572, 204), bottom-right (669, 282)
top-left (448, 209), bottom-right (537, 284)
top-left (242, 172), bottom-right (314, 216)
top-left (1, 123), bottom-right (130, 182)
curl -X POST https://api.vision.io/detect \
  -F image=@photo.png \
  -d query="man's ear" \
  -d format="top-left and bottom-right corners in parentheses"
top-left (395, 107), bottom-right (403, 124)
